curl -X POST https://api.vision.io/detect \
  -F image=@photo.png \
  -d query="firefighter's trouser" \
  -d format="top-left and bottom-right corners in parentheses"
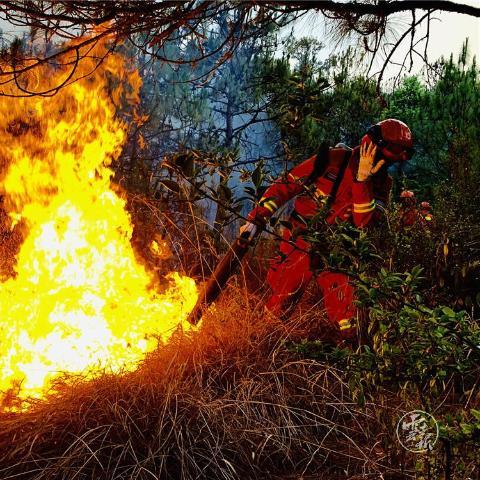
top-left (265, 228), bottom-right (357, 339)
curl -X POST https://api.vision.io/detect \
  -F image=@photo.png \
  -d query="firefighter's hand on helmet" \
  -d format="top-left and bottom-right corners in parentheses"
top-left (239, 221), bottom-right (257, 239)
top-left (357, 141), bottom-right (386, 182)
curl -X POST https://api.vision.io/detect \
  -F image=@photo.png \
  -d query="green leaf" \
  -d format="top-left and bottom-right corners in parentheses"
top-left (442, 307), bottom-right (455, 317)
top-left (251, 165), bottom-right (262, 188)
top-left (471, 409), bottom-right (480, 421)
top-left (460, 423), bottom-right (473, 435)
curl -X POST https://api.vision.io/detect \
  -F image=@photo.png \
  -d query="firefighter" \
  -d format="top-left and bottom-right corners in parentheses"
top-left (398, 190), bottom-right (418, 227)
top-left (240, 119), bottom-right (414, 342)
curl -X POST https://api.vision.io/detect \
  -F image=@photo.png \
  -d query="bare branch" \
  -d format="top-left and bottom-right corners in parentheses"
top-left (264, 1), bottom-right (480, 17)
top-left (0, 1), bottom-right (477, 96)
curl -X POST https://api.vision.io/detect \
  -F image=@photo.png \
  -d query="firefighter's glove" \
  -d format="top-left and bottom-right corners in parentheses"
top-left (239, 221), bottom-right (257, 240)
top-left (357, 141), bottom-right (385, 182)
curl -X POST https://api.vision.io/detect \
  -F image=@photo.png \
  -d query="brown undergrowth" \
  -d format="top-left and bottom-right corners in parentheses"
top-left (0, 283), bottom-right (456, 480)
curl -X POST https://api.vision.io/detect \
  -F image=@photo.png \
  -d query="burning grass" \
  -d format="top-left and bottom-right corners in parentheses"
top-left (0, 283), bottom-right (450, 480)
top-left (0, 35), bottom-right (197, 404)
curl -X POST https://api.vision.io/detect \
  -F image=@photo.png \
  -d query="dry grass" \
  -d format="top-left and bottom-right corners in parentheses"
top-left (0, 285), bottom-right (433, 480)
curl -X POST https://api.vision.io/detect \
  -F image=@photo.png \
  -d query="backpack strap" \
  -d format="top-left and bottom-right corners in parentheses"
top-left (305, 142), bottom-right (330, 187)
top-left (304, 143), bottom-right (352, 209)
top-left (325, 148), bottom-right (351, 209)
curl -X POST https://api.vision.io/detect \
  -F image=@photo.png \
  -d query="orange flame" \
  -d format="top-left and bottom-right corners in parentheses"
top-left (0, 36), bottom-right (197, 409)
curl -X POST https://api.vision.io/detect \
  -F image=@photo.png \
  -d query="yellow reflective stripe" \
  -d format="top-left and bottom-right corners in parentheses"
top-left (353, 199), bottom-right (376, 213)
top-left (338, 318), bottom-right (355, 330)
top-left (354, 206), bottom-right (375, 213)
top-left (260, 198), bottom-right (278, 213)
top-left (354, 200), bottom-right (375, 208)
top-left (312, 187), bottom-right (327, 204)
top-left (288, 173), bottom-right (298, 181)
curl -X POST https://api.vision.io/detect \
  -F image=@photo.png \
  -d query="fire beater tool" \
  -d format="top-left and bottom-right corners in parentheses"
top-left (187, 230), bottom-right (256, 325)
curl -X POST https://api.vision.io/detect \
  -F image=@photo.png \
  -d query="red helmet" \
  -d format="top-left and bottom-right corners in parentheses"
top-left (400, 190), bottom-right (416, 206)
top-left (361, 119), bottom-right (414, 162)
top-left (420, 201), bottom-right (431, 210)
top-left (400, 190), bottom-right (415, 199)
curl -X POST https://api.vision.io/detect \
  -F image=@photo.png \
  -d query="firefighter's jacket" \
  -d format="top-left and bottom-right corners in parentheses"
top-left (249, 146), bottom-right (392, 229)
top-left (399, 206), bottom-right (418, 227)
top-left (400, 207), bottom-right (434, 228)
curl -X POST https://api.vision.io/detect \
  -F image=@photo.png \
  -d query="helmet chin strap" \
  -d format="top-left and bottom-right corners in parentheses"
top-left (379, 156), bottom-right (397, 169)
top-left (374, 149), bottom-right (388, 165)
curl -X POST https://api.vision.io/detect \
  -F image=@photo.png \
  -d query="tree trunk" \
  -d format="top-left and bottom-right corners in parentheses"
top-left (212, 92), bottom-right (234, 247)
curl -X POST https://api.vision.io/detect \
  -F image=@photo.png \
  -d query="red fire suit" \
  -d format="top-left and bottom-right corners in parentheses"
top-left (399, 206), bottom-right (433, 228)
top-left (248, 147), bottom-right (392, 339)
top-left (399, 207), bottom-right (418, 227)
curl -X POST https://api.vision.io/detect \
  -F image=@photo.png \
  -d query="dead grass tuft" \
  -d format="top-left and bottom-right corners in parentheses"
top-left (0, 286), bottom-right (423, 479)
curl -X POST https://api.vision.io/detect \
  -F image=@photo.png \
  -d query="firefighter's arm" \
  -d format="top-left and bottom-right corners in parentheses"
top-left (247, 155), bottom-right (316, 224)
top-left (352, 180), bottom-right (376, 228)
top-left (352, 143), bottom-right (389, 228)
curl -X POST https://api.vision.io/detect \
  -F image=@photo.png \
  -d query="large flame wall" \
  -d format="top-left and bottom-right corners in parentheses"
top-left (0, 38), bottom-right (197, 408)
